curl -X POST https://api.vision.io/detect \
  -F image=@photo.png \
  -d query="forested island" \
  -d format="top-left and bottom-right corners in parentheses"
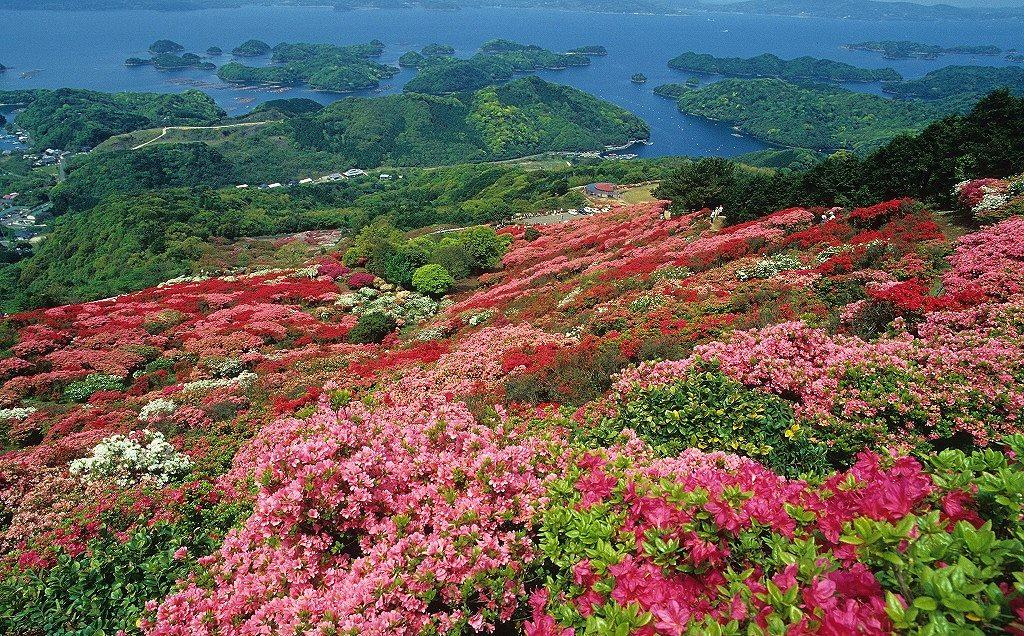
top-left (231, 39), bottom-right (272, 57)
top-left (845, 40), bottom-right (1002, 60)
top-left (667, 52), bottom-right (901, 83)
top-left (127, 40), bottom-right (217, 71)
top-left (148, 39), bottom-right (183, 54)
top-left (882, 65), bottom-right (1024, 101)
top-left (403, 39), bottom-right (598, 94)
top-left (672, 78), bottom-right (946, 151)
top-left (217, 40), bottom-right (397, 92)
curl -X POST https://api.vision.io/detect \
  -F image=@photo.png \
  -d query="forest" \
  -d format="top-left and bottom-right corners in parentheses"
top-left (2, 89), bottom-right (224, 150)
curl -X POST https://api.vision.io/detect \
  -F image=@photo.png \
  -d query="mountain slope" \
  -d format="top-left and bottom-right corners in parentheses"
top-left (3, 179), bottom-right (1024, 632)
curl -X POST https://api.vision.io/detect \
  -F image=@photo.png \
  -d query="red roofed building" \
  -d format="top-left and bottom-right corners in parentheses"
top-left (585, 182), bottom-right (619, 199)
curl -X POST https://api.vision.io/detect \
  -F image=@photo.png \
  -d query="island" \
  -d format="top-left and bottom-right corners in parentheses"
top-left (882, 65), bottom-right (1024, 100)
top-left (568, 45), bottom-right (608, 56)
top-left (403, 39), bottom-right (601, 94)
top-left (631, 73), bottom-right (647, 84)
top-left (399, 51), bottom-right (426, 68)
top-left (421, 43), bottom-right (455, 57)
top-left (1007, 54), bottom-right (1024, 63)
top-left (151, 53), bottom-right (215, 71)
top-left (232, 39), bottom-right (272, 57)
top-left (653, 83), bottom-right (692, 99)
top-left (667, 51), bottom-right (902, 83)
top-left (670, 77), bottom-right (946, 151)
top-left (845, 41), bottom-right (1002, 60)
top-left (149, 39), bottom-right (184, 55)
top-left (126, 52), bottom-right (216, 71)
top-left (0, 64), bottom-right (6, 73)
top-left (218, 41), bottom-right (398, 92)
top-left (206, 46), bottom-right (223, 56)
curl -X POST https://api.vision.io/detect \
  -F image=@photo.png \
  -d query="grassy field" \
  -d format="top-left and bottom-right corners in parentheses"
top-left (620, 183), bottom-right (660, 204)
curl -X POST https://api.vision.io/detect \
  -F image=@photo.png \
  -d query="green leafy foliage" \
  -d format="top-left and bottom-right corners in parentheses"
top-left (596, 365), bottom-right (830, 476)
top-left (411, 263), bottom-right (455, 296)
top-left (883, 65), bottom-right (1024, 101)
top-left (0, 498), bottom-right (250, 636)
top-left (349, 218), bottom-right (510, 288)
top-left (63, 373), bottom-right (124, 401)
top-left (403, 39), bottom-right (592, 95)
top-left (348, 311), bottom-right (397, 343)
top-left (231, 39), bottom-right (271, 57)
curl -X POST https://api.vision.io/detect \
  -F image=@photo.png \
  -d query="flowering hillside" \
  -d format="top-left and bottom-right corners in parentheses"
top-left (3, 193), bottom-right (1024, 635)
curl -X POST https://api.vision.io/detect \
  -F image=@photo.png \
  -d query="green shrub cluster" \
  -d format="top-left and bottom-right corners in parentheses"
top-left (348, 311), bottom-right (397, 344)
top-left (411, 264), bottom-right (455, 296)
top-left (63, 374), bottom-right (124, 402)
top-left (595, 365), bottom-right (830, 476)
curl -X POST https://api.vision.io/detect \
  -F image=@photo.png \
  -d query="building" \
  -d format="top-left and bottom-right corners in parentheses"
top-left (299, 178), bottom-right (314, 185)
top-left (344, 168), bottom-right (367, 178)
top-left (585, 182), bottom-right (619, 199)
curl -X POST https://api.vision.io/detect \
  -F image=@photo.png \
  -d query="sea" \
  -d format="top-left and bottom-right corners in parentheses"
top-left (0, 4), bottom-right (1021, 157)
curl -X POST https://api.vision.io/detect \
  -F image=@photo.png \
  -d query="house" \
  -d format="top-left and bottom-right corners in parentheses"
top-left (267, 183), bottom-right (283, 189)
top-left (299, 178), bottom-right (314, 185)
top-left (343, 168), bottom-right (367, 178)
top-left (327, 173), bottom-right (345, 181)
top-left (585, 182), bottom-right (619, 199)
top-left (236, 184), bottom-right (249, 189)
top-left (379, 173), bottom-right (393, 181)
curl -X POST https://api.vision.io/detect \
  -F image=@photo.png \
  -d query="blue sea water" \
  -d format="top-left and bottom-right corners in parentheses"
top-left (0, 5), bottom-right (1021, 157)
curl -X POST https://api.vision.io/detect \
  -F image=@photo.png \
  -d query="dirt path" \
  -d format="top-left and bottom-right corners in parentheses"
top-left (130, 120), bottom-right (279, 151)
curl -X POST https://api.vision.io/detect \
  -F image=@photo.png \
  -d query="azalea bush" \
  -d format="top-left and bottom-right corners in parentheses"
top-left (529, 439), bottom-right (1024, 636)
top-left (69, 430), bottom-right (192, 488)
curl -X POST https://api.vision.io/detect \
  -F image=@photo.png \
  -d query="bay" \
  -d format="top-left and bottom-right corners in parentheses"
top-left (0, 5), bottom-right (1020, 158)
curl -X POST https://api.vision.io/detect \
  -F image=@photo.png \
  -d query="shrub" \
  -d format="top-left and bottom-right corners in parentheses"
top-left (63, 373), bottom-right (123, 402)
top-left (736, 252), bottom-right (803, 281)
top-left (69, 430), bottom-right (191, 488)
top-left (346, 272), bottom-right (376, 289)
top-left (599, 365), bottom-right (829, 476)
top-left (0, 498), bottom-right (250, 636)
top-left (411, 264), bottom-right (455, 296)
top-left (347, 311), bottom-right (397, 344)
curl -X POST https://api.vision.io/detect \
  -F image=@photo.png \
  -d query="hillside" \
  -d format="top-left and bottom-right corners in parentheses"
top-left (290, 76), bottom-right (650, 164)
top-left (672, 78), bottom-right (949, 151)
top-left (3, 168), bottom-right (1024, 632)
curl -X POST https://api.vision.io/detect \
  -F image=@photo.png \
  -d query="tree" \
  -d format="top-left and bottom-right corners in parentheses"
top-left (655, 157), bottom-right (737, 212)
top-left (412, 264), bottom-right (455, 297)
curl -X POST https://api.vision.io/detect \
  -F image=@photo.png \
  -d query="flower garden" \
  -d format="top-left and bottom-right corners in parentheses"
top-left (3, 184), bottom-right (1024, 634)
